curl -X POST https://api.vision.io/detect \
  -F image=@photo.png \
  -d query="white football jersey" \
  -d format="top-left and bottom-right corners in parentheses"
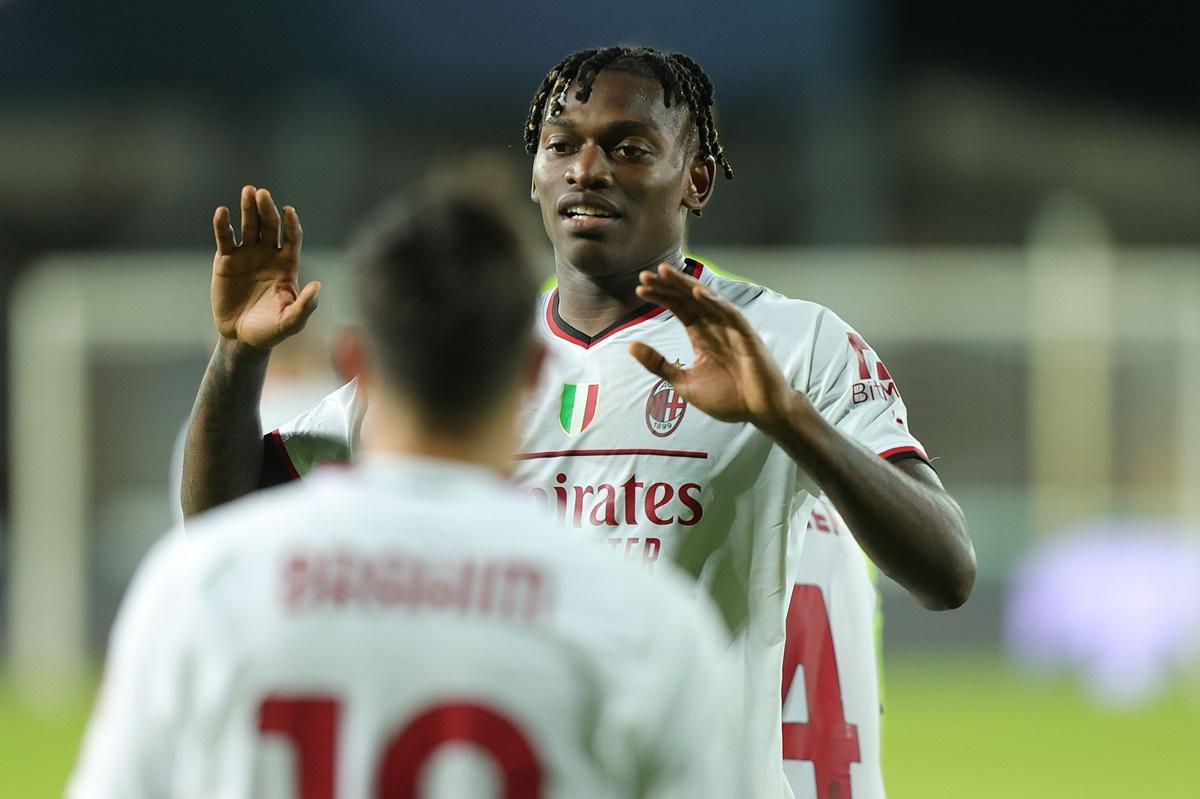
top-left (261, 260), bottom-right (927, 798)
top-left (69, 456), bottom-right (738, 799)
top-left (783, 497), bottom-right (885, 799)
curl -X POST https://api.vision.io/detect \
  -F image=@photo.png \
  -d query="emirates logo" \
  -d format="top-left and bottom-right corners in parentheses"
top-left (645, 378), bottom-right (687, 437)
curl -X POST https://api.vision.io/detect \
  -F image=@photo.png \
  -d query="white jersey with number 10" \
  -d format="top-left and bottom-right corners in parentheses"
top-left (69, 456), bottom-right (738, 798)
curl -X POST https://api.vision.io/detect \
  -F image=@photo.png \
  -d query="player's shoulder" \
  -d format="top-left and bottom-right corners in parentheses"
top-left (699, 262), bottom-right (838, 324)
top-left (113, 514), bottom-right (256, 635)
top-left (175, 480), bottom-right (319, 575)
top-left (699, 264), bottom-right (853, 343)
top-left (186, 461), bottom-right (524, 544)
top-left (186, 477), bottom-right (317, 535)
top-left (122, 525), bottom-right (196, 602)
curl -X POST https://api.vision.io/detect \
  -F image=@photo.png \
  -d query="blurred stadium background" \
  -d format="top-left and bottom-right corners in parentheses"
top-left (2, 1), bottom-right (1197, 796)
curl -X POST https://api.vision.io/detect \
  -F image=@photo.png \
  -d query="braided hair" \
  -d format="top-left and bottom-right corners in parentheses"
top-left (523, 46), bottom-right (734, 193)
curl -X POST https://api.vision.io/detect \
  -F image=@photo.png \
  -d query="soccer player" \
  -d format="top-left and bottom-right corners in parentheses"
top-left (180, 47), bottom-right (976, 797)
top-left (783, 499), bottom-right (888, 799)
top-left (71, 198), bottom-right (739, 798)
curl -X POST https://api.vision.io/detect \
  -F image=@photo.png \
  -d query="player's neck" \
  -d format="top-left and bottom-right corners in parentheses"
top-left (553, 248), bottom-right (686, 337)
top-left (362, 391), bottom-right (517, 477)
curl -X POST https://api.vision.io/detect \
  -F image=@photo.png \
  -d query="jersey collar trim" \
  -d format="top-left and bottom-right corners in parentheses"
top-left (545, 260), bottom-right (704, 350)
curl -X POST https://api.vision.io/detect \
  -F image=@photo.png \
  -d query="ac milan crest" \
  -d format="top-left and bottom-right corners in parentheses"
top-left (645, 378), bottom-right (687, 437)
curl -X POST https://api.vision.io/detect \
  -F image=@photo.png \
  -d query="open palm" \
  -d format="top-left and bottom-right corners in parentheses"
top-left (629, 264), bottom-right (798, 426)
top-left (211, 185), bottom-right (319, 350)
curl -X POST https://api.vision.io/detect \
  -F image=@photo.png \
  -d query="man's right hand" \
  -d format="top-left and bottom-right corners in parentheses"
top-left (211, 185), bottom-right (320, 351)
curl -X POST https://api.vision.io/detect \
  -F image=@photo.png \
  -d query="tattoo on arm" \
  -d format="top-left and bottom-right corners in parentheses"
top-left (180, 341), bottom-right (270, 519)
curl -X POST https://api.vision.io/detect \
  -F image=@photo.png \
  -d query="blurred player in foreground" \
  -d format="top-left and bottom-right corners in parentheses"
top-left (180, 46), bottom-right (976, 797)
top-left (70, 198), bottom-right (738, 798)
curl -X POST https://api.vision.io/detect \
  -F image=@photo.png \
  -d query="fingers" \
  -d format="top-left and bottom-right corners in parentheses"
top-left (281, 205), bottom-right (303, 257)
top-left (643, 263), bottom-right (756, 335)
top-left (657, 264), bottom-right (727, 313)
top-left (279, 281), bottom-right (322, 335)
top-left (636, 283), bottom-right (698, 325)
top-left (257, 188), bottom-right (282, 248)
top-left (635, 263), bottom-right (710, 324)
top-left (213, 206), bottom-right (236, 255)
top-left (636, 267), bottom-right (697, 323)
top-left (691, 283), bottom-right (756, 336)
top-left (653, 262), bottom-right (702, 294)
top-left (629, 341), bottom-right (685, 384)
top-left (239, 185), bottom-right (259, 245)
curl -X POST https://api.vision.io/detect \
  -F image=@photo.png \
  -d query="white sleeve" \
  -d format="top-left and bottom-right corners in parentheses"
top-left (67, 531), bottom-right (192, 799)
top-left (268, 378), bottom-right (365, 478)
top-left (642, 590), bottom-right (743, 799)
top-left (806, 310), bottom-right (929, 463)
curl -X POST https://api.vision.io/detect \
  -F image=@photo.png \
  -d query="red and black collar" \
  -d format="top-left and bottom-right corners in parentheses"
top-left (546, 259), bottom-right (704, 350)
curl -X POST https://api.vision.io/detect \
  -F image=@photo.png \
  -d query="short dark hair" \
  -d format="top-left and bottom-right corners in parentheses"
top-left (524, 46), bottom-right (734, 183)
top-left (353, 197), bottom-right (538, 425)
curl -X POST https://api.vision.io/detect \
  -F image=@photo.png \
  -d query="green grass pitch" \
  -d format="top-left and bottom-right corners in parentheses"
top-left (3, 655), bottom-right (1196, 796)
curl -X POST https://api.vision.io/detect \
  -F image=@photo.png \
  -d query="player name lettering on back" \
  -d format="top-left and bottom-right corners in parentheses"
top-left (282, 550), bottom-right (550, 624)
top-left (527, 472), bottom-right (703, 528)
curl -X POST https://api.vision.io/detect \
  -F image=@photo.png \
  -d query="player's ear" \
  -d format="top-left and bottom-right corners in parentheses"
top-left (522, 340), bottom-right (548, 391)
top-left (682, 156), bottom-right (716, 214)
top-left (333, 326), bottom-right (368, 384)
top-left (530, 175), bottom-right (539, 204)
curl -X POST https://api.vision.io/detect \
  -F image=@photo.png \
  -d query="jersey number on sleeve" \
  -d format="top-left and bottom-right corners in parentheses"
top-left (848, 332), bottom-right (892, 382)
top-left (781, 584), bottom-right (861, 799)
top-left (258, 695), bottom-right (542, 798)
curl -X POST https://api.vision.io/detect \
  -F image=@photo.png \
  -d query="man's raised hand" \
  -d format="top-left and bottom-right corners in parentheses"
top-left (211, 185), bottom-right (319, 352)
top-left (628, 264), bottom-right (802, 428)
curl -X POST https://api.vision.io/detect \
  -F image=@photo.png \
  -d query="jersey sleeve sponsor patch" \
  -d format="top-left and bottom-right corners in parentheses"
top-left (806, 311), bottom-right (930, 465)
